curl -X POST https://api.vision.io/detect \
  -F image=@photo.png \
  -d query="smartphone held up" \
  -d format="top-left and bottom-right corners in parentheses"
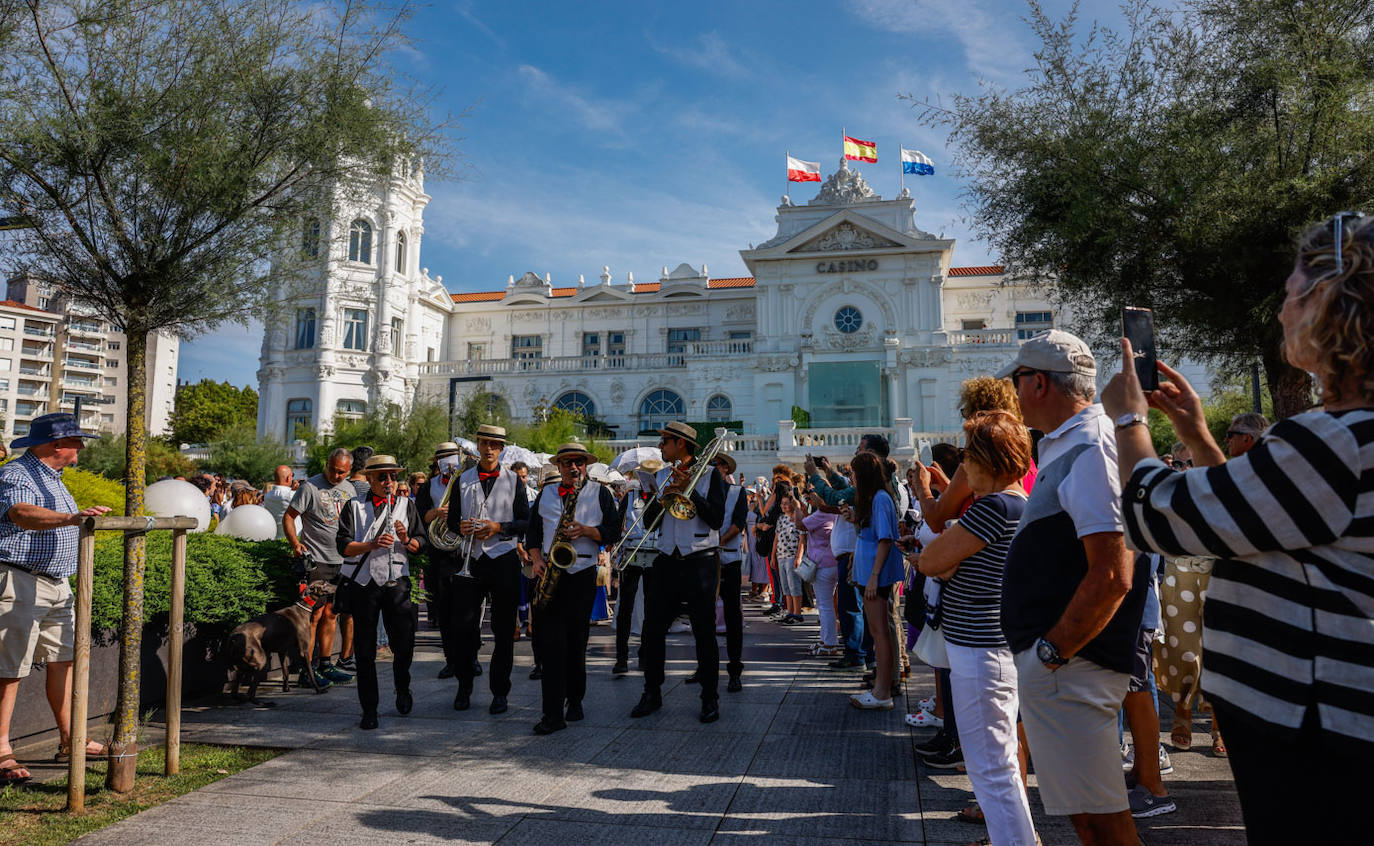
top-left (1121, 307), bottom-right (1159, 392)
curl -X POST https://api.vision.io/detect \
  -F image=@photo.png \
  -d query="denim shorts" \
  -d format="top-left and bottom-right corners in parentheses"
top-left (777, 559), bottom-right (804, 597)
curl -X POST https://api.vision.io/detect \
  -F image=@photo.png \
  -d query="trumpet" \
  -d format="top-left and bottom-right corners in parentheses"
top-left (455, 488), bottom-right (490, 579)
top-left (607, 458), bottom-right (674, 570)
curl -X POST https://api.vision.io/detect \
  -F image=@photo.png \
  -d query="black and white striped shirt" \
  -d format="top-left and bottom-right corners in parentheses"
top-left (1122, 409), bottom-right (1374, 750)
top-left (941, 491), bottom-right (1026, 648)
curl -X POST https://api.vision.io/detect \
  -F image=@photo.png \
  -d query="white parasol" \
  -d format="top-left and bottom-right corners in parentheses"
top-left (610, 446), bottom-right (662, 473)
top-left (454, 437), bottom-right (478, 455)
top-left (499, 444), bottom-right (543, 468)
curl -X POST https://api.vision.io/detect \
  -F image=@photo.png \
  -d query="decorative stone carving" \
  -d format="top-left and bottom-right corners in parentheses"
top-left (955, 291), bottom-right (995, 310)
top-left (900, 348), bottom-right (954, 368)
top-left (799, 278), bottom-right (898, 332)
top-left (757, 354), bottom-right (800, 372)
top-left (667, 303), bottom-right (705, 316)
top-left (587, 307), bottom-right (625, 320)
top-left (823, 324), bottom-right (876, 351)
top-left (316, 364), bottom-right (335, 379)
top-left (523, 382), bottom-right (540, 403)
top-left (511, 310), bottom-right (545, 321)
top-left (802, 223), bottom-right (898, 252)
top-left (463, 317), bottom-right (490, 332)
top-left (810, 159), bottom-right (878, 206)
top-left (634, 306), bottom-right (658, 318)
top-left (513, 271), bottom-right (545, 289)
top-left (724, 304), bottom-right (755, 321)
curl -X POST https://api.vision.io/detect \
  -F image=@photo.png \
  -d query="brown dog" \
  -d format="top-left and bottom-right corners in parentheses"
top-left (226, 580), bottom-right (337, 706)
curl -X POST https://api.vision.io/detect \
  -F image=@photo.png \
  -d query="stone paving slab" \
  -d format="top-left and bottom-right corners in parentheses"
top-left (74, 597), bottom-right (1245, 845)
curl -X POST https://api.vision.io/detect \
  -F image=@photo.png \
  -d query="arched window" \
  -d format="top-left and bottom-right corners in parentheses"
top-left (301, 217), bottom-right (320, 259)
top-left (395, 231), bottom-right (407, 273)
top-left (336, 399), bottom-right (366, 421)
top-left (553, 391), bottom-right (596, 419)
top-left (348, 219), bottom-right (372, 264)
top-left (706, 394), bottom-right (733, 422)
top-left (285, 398), bottom-right (312, 441)
top-left (639, 389), bottom-right (684, 433)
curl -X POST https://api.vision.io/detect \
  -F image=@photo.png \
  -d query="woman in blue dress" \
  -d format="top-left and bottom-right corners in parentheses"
top-left (847, 451), bottom-right (905, 710)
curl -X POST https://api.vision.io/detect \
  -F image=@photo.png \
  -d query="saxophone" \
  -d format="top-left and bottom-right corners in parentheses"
top-left (533, 477), bottom-right (585, 611)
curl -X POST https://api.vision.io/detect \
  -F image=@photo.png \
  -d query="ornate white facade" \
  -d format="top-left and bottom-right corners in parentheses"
top-left (257, 160), bottom-right (1073, 475)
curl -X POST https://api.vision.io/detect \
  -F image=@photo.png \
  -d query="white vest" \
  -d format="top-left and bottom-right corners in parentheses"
top-left (654, 463), bottom-right (718, 555)
top-left (344, 496), bottom-right (412, 586)
top-left (458, 465), bottom-right (518, 558)
top-left (428, 474), bottom-right (451, 509)
top-left (536, 480), bottom-right (605, 575)
top-left (718, 484), bottom-right (745, 564)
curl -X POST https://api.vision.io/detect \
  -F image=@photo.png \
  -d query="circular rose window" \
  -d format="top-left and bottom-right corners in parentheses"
top-left (834, 305), bottom-right (863, 334)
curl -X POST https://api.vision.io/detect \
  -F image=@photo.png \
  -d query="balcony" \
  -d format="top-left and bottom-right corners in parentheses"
top-left (18, 365), bottom-right (50, 377)
top-left (20, 344), bottom-right (52, 360)
top-left (946, 328), bottom-right (1019, 346)
top-left (67, 322), bottom-right (103, 336)
top-left (16, 386), bottom-right (49, 398)
top-left (62, 357), bottom-right (101, 371)
top-left (67, 340), bottom-right (103, 352)
top-left (13, 403), bottom-right (44, 418)
top-left (61, 376), bottom-right (97, 389)
top-left (23, 325), bottom-right (55, 338)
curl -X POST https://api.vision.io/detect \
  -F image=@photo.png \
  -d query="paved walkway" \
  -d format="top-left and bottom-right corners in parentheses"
top-left (75, 600), bottom-right (1244, 845)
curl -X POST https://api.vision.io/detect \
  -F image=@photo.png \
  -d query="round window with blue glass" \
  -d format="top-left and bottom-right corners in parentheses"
top-left (833, 305), bottom-right (863, 334)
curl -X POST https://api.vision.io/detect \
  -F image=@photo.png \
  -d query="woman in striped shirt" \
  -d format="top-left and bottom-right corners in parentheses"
top-left (917, 411), bottom-right (1036, 846)
top-left (1102, 212), bottom-right (1374, 843)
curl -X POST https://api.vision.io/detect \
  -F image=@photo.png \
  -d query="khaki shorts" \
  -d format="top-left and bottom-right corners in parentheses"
top-left (0, 564), bottom-right (75, 678)
top-left (1014, 647), bottom-right (1130, 816)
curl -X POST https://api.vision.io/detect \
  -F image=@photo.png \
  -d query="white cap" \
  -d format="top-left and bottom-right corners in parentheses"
top-left (994, 329), bottom-right (1096, 380)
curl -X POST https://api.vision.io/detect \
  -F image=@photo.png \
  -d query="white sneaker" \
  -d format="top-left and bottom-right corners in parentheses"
top-left (905, 710), bottom-right (943, 728)
top-left (849, 691), bottom-right (894, 710)
top-left (668, 620), bottom-right (690, 633)
top-left (917, 697), bottom-right (936, 714)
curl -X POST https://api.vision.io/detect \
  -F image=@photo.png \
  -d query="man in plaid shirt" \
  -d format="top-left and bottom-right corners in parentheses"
top-left (0, 413), bottom-right (111, 783)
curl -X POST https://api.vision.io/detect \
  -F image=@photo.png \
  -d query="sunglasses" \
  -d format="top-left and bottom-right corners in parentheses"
top-left (373, 472), bottom-right (398, 480)
top-left (562, 457), bottom-right (588, 466)
top-left (1010, 368), bottom-right (1042, 389)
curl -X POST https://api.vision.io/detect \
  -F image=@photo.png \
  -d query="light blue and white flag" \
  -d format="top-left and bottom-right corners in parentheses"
top-left (901, 148), bottom-right (934, 176)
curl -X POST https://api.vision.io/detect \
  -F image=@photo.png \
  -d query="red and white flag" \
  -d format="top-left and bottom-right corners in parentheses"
top-left (787, 155), bottom-right (821, 183)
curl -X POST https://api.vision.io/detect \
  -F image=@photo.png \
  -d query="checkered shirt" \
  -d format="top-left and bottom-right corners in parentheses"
top-left (0, 452), bottom-right (80, 578)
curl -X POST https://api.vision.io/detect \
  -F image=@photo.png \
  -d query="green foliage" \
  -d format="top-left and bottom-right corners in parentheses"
top-left (791, 406), bottom-right (811, 429)
top-left (203, 424), bottom-right (292, 484)
top-left (79, 433), bottom-right (199, 483)
top-left (304, 399), bottom-right (452, 476)
top-left (88, 534), bottom-right (296, 635)
top-left (1148, 383), bottom-right (1274, 456)
top-left (914, 0), bottom-right (1374, 418)
top-left (508, 407), bottom-right (616, 463)
top-left (64, 468), bottom-right (127, 516)
top-left (169, 380), bottom-right (259, 446)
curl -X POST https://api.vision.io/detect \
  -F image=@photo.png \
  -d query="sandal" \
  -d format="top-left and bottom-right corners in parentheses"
top-left (905, 711), bottom-right (943, 728)
top-left (0, 758), bottom-right (31, 784)
top-left (956, 800), bottom-right (985, 824)
top-left (1170, 722), bottom-right (1191, 751)
top-left (917, 696), bottom-right (936, 714)
top-left (1211, 733), bottom-right (1227, 758)
top-left (53, 741), bottom-right (110, 764)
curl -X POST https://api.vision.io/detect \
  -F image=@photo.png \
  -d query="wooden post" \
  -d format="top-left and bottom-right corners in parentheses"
top-left (67, 520), bottom-right (96, 813)
top-left (165, 528), bottom-right (187, 776)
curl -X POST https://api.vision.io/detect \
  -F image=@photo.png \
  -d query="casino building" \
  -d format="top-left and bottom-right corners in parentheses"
top-left (256, 159), bottom-right (1080, 475)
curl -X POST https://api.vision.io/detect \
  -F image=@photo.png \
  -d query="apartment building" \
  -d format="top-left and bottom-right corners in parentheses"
top-left (2, 275), bottom-right (180, 440)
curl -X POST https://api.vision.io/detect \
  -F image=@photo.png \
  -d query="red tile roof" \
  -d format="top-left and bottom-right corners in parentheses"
top-left (707, 277), bottom-right (756, 288)
top-left (631, 282), bottom-right (661, 293)
top-left (449, 291), bottom-right (505, 303)
top-left (0, 299), bottom-right (54, 314)
top-left (948, 265), bottom-right (1004, 277)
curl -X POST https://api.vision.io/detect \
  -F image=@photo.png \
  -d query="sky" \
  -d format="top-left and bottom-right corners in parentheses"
top-left (178, 0), bottom-right (1113, 387)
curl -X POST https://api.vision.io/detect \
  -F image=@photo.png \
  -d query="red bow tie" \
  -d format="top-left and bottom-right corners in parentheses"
top-left (371, 495), bottom-right (391, 509)
top-left (478, 469), bottom-right (500, 481)
top-left (558, 485), bottom-right (576, 498)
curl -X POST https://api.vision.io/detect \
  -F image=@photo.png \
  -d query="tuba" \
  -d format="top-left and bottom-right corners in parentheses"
top-left (658, 432), bottom-right (729, 520)
top-left (533, 476), bottom-right (585, 611)
top-left (426, 474), bottom-right (463, 552)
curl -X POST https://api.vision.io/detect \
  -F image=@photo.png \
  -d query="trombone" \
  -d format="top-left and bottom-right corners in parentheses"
top-left (609, 431), bottom-right (731, 567)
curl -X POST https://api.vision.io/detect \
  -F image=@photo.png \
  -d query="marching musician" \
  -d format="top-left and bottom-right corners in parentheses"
top-left (335, 455), bottom-right (425, 730)
top-left (711, 451), bottom-right (748, 692)
top-left (415, 442), bottom-right (465, 681)
top-left (445, 424), bottom-right (529, 715)
top-left (630, 421), bottom-right (726, 724)
top-left (525, 443), bottom-right (621, 735)
top-left (611, 475), bottom-right (655, 678)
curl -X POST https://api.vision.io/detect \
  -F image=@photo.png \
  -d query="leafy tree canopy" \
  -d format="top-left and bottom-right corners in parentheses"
top-left (203, 424), bottom-right (292, 484)
top-left (80, 433), bottom-right (199, 482)
top-left (169, 380), bottom-right (258, 445)
top-left (914, 0), bottom-right (1374, 417)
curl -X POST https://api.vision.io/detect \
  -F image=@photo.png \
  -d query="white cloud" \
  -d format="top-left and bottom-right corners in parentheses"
top-left (454, 0), bottom-right (505, 49)
top-left (649, 31), bottom-right (755, 80)
top-left (847, 0), bottom-right (1033, 85)
top-left (516, 65), bottom-right (635, 140)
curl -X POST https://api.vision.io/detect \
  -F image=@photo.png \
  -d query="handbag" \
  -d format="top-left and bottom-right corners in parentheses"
top-left (795, 555), bottom-right (818, 583)
top-left (913, 621), bottom-right (949, 669)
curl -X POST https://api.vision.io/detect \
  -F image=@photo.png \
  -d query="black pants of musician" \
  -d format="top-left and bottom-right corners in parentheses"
top-left (427, 555), bottom-right (463, 669)
top-left (450, 551), bottom-right (520, 696)
top-left (340, 576), bottom-right (415, 716)
top-left (642, 549), bottom-right (720, 703)
top-left (535, 565), bottom-right (598, 722)
top-left (717, 559), bottom-right (744, 679)
top-left (614, 564), bottom-right (650, 666)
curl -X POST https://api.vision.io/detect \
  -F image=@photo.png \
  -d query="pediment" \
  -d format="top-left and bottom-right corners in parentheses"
top-left (575, 289), bottom-right (632, 304)
top-left (503, 294), bottom-right (548, 306)
top-left (793, 222), bottom-right (901, 253)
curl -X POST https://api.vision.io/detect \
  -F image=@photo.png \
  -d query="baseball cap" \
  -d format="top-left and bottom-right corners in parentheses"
top-left (994, 329), bottom-right (1097, 380)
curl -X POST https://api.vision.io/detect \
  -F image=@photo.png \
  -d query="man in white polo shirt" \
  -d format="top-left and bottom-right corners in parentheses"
top-left (997, 330), bottom-right (1151, 846)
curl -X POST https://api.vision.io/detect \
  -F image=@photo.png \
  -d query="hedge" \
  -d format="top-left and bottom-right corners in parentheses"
top-left (66, 467), bottom-right (128, 515)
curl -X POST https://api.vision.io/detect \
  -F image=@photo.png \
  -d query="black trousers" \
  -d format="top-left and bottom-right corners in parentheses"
top-left (718, 559), bottom-right (744, 678)
top-left (340, 576), bottom-right (415, 715)
top-left (614, 564), bottom-right (650, 665)
top-left (534, 565), bottom-right (598, 721)
top-left (450, 551), bottom-right (520, 696)
top-left (1212, 701), bottom-right (1368, 844)
top-left (642, 549), bottom-right (720, 702)
top-left (427, 554), bottom-right (462, 668)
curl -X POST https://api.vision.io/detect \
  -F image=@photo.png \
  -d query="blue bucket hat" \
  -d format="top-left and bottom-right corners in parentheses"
top-left (11, 412), bottom-right (99, 449)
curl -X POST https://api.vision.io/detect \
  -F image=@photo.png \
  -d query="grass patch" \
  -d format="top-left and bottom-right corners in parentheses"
top-left (0, 743), bottom-right (282, 846)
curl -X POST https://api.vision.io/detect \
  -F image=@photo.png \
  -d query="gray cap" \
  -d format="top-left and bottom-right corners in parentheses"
top-left (994, 329), bottom-right (1097, 380)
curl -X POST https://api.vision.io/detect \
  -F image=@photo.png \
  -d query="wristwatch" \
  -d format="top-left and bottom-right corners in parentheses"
top-left (1114, 411), bottom-right (1148, 430)
top-left (1036, 636), bottom-right (1069, 669)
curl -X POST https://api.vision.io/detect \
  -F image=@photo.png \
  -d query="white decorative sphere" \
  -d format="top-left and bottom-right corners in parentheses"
top-left (215, 504), bottom-right (278, 541)
top-left (144, 479), bottom-right (212, 533)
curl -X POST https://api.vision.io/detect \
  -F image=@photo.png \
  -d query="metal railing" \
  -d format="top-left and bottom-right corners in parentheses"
top-left (417, 341), bottom-right (751, 377)
top-left (946, 328), bottom-right (1018, 346)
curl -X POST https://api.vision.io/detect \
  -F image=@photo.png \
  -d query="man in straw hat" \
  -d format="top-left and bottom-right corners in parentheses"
top-left (416, 441), bottom-right (466, 681)
top-left (335, 455), bottom-right (424, 730)
top-left (611, 471), bottom-right (657, 678)
top-left (630, 421), bottom-right (727, 724)
top-left (525, 443), bottom-right (621, 735)
top-left (445, 424), bottom-right (530, 715)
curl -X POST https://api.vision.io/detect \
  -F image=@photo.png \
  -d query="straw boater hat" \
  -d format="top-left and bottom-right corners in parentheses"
top-left (711, 450), bottom-right (738, 475)
top-left (538, 465), bottom-right (561, 486)
top-left (362, 454), bottom-right (405, 474)
top-left (472, 424), bottom-right (508, 444)
top-left (656, 420), bottom-right (698, 447)
top-left (432, 441), bottom-right (463, 459)
top-left (552, 442), bottom-right (595, 464)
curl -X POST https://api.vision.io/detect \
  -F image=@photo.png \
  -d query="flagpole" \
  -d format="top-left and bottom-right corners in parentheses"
top-left (841, 126), bottom-right (846, 162)
top-left (899, 140), bottom-right (905, 195)
top-left (785, 149), bottom-right (790, 202)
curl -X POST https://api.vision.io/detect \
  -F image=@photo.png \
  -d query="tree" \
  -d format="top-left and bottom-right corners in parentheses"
top-left (79, 433), bottom-right (199, 482)
top-left (303, 399), bottom-right (451, 476)
top-left (914, 0), bottom-right (1374, 418)
top-left (203, 424), bottom-right (293, 484)
top-left (168, 380), bottom-right (259, 445)
top-left (0, 0), bottom-right (448, 789)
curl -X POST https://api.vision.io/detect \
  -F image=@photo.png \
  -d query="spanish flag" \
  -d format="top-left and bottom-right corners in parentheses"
top-left (843, 135), bottom-right (877, 163)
